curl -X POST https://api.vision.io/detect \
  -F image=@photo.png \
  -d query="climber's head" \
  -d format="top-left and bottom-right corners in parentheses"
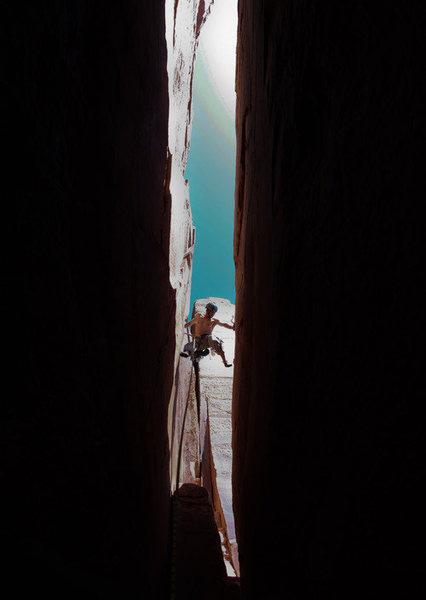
top-left (205, 302), bottom-right (218, 317)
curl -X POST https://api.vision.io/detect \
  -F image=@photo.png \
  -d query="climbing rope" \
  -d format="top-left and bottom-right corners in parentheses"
top-left (170, 328), bottom-right (197, 599)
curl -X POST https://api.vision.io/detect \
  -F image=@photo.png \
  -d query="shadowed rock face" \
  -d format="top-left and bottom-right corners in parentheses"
top-left (3, 2), bottom-right (173, 598)
top-left (233, 2), bottom-right (424, 597)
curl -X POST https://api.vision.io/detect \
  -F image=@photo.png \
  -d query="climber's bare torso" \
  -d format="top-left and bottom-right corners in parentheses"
top-left (188, 314), bottom-right (222, 336)
top-left (186, 311), bottom-right (235, 337)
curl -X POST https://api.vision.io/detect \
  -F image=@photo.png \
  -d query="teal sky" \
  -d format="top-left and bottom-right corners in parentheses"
top-left (185, 48), bottom-right (236, 314)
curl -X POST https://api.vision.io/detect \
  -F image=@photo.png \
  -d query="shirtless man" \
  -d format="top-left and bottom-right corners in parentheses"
top-left (180, 302), bottom-right (235, 367)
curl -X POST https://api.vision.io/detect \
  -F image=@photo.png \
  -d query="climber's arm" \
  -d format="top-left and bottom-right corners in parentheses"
top-left (185, 314), bottom-right (200, 328)
top-left (214, 319), bottom-right (235, 331)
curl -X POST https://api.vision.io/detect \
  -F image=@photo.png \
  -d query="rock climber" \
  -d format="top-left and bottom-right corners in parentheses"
top-left (180, 302), bottom-right (235, 367)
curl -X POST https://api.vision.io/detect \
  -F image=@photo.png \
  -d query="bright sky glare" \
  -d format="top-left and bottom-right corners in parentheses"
top-left (199, 0), bottom-right (237, 118)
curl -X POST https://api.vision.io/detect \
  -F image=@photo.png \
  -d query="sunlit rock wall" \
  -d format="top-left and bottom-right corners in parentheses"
top-left (233, 2), bottom-right (424, 598)
top-left (165, 0), bottom-right (215, 489)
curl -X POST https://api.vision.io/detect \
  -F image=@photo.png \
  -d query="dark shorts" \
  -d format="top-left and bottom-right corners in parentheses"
top-left (183, 334), bottom-right (223, 356)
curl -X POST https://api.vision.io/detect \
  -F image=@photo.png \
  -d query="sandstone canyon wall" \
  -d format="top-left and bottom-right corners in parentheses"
top-left (2, 2), bottom-right (206, 598)
top-left (233, 2), bottom-right (424, 598)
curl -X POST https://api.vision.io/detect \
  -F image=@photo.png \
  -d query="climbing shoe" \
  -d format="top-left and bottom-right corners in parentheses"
top-left (180, 352), bottom-right (189, 358)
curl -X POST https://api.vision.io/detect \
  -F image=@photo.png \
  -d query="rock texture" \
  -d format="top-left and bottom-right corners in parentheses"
top-left (3, 3), bottom-right (173, 598)
top-left (233, 2), bottom-right (425, 598)
top-left (165, 0), bottom-right (215, 490)
top-left (171, 484), bottom-right (228, 600)
top-left (169, 356), bottom-right (199, 490)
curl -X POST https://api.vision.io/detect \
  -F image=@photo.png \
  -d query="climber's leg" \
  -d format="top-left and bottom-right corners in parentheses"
top-left (211, 338), bottom-right (232, 367)
top-left (180, 340), bottom-right (194, 358)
